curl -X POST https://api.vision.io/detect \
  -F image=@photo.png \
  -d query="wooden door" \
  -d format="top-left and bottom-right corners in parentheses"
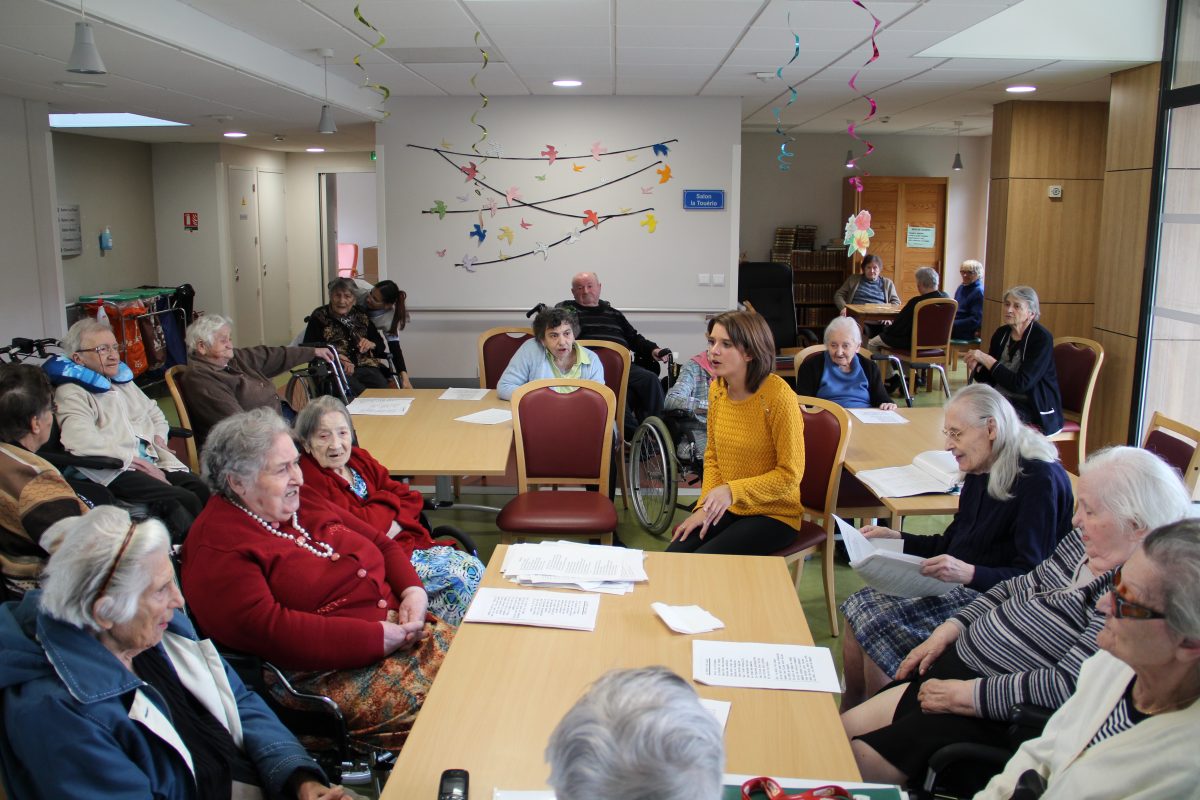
top-left (844, 177), bottom-right (948, 301)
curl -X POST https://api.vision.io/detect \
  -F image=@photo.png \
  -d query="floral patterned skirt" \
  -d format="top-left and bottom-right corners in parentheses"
top-left (411, 546), bottom-right (484, 626)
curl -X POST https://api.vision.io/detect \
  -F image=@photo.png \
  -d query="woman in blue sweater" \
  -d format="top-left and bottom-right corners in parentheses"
top-left (497, 306), bottom-right (605, 400)
top-left (951, 259), bottom-right (984, 340)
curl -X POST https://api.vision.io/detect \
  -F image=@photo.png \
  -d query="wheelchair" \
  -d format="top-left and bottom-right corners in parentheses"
top-left (628, 410), bottom-right (705, 535)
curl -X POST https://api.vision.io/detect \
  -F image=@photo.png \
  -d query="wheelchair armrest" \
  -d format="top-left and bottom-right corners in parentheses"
top-left (36, 449), bottom-right (124, 471)
top-left (430, 525), bottom-right (478, 558)
top-left (1007, 703), bottom-right (1054, 746)
top-left (923, 742), bottom-right (1014, 800)
top-left (168, 426), bottom-right (192, 440)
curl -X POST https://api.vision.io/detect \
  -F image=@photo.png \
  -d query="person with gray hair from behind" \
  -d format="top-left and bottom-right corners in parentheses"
top-left (546, 666), bottom-right (724, 800)
top-left (869, 266), bottom-right (948, 392)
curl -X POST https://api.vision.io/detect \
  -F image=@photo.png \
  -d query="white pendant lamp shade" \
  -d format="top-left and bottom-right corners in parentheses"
top-left (317, 49), bottom-right (336, 134)
top-left (68, 21), bottom-right (106, 74)
top-left (318, 104), bottom-right (337, 134)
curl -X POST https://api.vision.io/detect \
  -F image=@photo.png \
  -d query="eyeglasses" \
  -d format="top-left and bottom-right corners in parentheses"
top-left (942, 427), bottom-right (965, 442)
top-left (1111, 564), bottom-right (1166, 620)
top-left (95, 522), bottom-right (137, 601)
top-left (79, 344), bottom-right (119, 356)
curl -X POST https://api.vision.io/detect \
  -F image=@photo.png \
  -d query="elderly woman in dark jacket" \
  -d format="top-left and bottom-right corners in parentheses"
top-left (795, 317), bottom-right (896, 410)
top-left (303, 278), bottom-right (390, 396)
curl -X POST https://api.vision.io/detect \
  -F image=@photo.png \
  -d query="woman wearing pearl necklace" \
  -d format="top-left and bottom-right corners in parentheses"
top-left (181, 408), bottom-right (453, 754)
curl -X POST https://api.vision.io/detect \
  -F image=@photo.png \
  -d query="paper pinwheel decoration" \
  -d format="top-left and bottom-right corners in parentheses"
top-left (843, 210), bottom-right (874, 256)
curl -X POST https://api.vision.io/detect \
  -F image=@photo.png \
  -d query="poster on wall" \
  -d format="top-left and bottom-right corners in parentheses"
top-left (58, 204), bottom-right (82, 257)
top-left (906, 225), bottom-right (936, 249)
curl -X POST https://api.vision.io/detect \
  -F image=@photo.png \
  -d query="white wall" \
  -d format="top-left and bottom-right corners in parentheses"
top-left (151, 143), bottom-right (226, 316)
top-left (740, 132), bottom-right (992, 295)
top-left (336, 171), bottom-right (378, 251)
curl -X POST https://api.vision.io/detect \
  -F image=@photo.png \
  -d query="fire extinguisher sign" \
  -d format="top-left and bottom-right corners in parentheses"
top-left (184, 212), bottom-right (199, 231)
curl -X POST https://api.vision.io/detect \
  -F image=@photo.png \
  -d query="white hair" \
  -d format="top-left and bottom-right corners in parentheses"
top-left (39, 506), bottom-right (171, 632)
top-left (960, 259), bottom-right (983, 277)
top-left (948, 384), bottom-right (1058, 501)
top-left (1079, 446), bottom-right (1192, 536)
top-left (186, 314), bottom-right (232, 355)
top-left (202, 408), bottom-right (293, 499)
top-left (62, 318), bottom-right (113, 356)
top-left (823, 316), bottom-right (862, 347)
top-left (915, 266), bottom-right (940, 291)
top-left (546, 666), bottom-right (724, 800)
top-left (1142, 519), bottom-right (1200, 640)
top-left (1004, 285), bottom-right (1041, 319)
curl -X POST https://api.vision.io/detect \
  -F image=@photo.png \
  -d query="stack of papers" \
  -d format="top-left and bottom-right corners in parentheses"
top-left (462, 587), bottom-right (600, 631)
top-left (652, 602), bottom-right (724, 634)
top-left (346, 397), bottom-right (413, 416)
top-left (693, 640), bottom-right (841, 693)
top-left (501, 540), bottom-right (648, 594)
top-left (836, 515), bottom-right (959, 598)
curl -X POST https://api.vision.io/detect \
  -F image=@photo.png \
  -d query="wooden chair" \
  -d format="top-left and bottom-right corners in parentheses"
top-left (875, 297), bottom-right (958, 399)
top-left (771, 396), bottom-right (851, 637)
top-left (163, 365), bottom-right (200, 472)
top-left (1047, 337), bottom-right (1103, 471)
top-left (477, 327), bottom-right (533, 389)
top-left (578, 339), bottom-right (632, 509)
top-left (1142, 412), bottom-right (1200, 497)
top-left (497, 379), bottom-right (618, 545)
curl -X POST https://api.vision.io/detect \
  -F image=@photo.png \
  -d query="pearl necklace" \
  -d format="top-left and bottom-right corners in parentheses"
top-left (233, 502), bottom-right (340, 561)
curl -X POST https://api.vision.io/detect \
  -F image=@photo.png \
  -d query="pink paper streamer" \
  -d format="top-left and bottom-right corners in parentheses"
top-left (845, 0), bottom-right (881, 192)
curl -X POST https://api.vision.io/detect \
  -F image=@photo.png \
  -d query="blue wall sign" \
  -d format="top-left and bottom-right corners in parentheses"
top-left (682, 189), bottom-right (725, 210)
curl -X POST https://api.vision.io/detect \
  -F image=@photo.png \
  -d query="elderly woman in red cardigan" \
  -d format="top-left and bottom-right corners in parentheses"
top-left (180, 408), bottom-right (454, 753)
top-left (294, 395), bottom-right (483, 625)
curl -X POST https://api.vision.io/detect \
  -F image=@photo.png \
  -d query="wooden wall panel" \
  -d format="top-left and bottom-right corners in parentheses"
top-left (1003, 102), bottom-right (1109, 179)
top-left (1094, 169), bottom-right (1151, 336)
top-left (984, 180), bottom-right (1009, 300)
top-left (1089, 329), bottom-right (1138, 451)
top-left (991, 102), bottom-right (1013, 180)
top-left (977, 300), bottom-right (1093, 348)
top-left (999, 178), bottom-right (1103, 302)
top-left (1106, 64), bottom-right (1162, 172)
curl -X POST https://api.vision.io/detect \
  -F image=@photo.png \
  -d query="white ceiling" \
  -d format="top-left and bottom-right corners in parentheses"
top-left (0, 0), bottom-right (1163, 151)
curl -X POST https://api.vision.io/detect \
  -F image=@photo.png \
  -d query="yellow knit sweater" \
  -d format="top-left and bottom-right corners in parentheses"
top-left (699, 373), bottom-right (804, 529)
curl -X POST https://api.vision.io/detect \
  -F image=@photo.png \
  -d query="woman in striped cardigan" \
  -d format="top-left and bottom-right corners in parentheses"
top-left (841, 446), bottom-right (1193, 788)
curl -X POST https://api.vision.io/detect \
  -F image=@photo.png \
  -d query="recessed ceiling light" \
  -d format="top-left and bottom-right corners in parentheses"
top-left (552, 79), bottom-right (582, 88)
top-left (1006, 85), bottom-right (1037, 93)
top-left (223, 131), bottom-right (247, 138)
top-left (306, 147), bottom-right (325, 153)
top-left (49, 112), bottom-right (187, 128)
top-left (54, 79), bottom-right (106, 89)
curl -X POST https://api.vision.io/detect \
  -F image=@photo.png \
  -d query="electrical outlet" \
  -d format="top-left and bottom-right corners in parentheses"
top-left (712, 273), bottom-right (726, 286)
top-left (1048, 185), bottom-right (1063, 198)
top-left (698, 273), bottom-right (711, 286)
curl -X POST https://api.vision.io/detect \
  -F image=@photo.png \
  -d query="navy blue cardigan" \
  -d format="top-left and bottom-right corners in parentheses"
top-left (973, 321), bottom-right (1064, 434)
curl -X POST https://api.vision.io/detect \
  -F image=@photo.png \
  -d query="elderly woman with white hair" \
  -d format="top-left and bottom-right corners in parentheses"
top-left (546, 666), bottom-right (724, 800)
top-left (842, 446), bottom-right (1192, 788)
top-left (840, 384), bottom-right (1074, 709)
top-left (951, 259), bottom-right (984, 340)
top-left (0, 505), bottom-right (351, 799)
top-left (179, 314), bottom-right (334, 447)
top-left (795, 316), bottom-right (897, 411)
top-left (977, 518), bottom-right (1200, 800)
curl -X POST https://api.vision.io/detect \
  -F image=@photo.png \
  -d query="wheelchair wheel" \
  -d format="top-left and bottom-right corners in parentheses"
top-left (628, 416), bottom-right (678, 536)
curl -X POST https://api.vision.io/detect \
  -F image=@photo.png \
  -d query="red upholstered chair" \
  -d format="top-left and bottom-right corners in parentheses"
top-left (770, 396), bottom-right (851, 637)
top-left (1047, 337), bottom-right (1103, 471)
top-left (876, 297), bottom-right (958, 399)
top-left (477, 327), bottom-right (533, 389)
top-left (497, 379), bottom-right (618, 545)
top-left (1142, 412), bottom-right (1200, 497)
top-left (577, 339), bottom-right (632, 509)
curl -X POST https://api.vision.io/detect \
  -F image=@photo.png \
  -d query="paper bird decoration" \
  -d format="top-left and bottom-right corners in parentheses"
top-left (441, 139), bottom-right (453, 148)
top-left (641, 186), bottom-right (654, 195)
top-left (505, 186), bottom-right (522, 205)
top-left (497, 226), bottom-right (514, 244)
top-left (572, 163), bottom-right (585, 173)
top-left (520, 218), bottom-right (533, 229)
top-left (652, 143), bottom-right (670, 157)
top-left (534, 242), bottom-right (549, 260)
top-left (436, 249), bottom-right (447, 257)
top-left (582, 209), bottom-right (601, 228)
top-left (534, 174), bottom-right (547, 181)
top-left (460, 162), bottom-right (480, 182)
top-left (619, 207), bottom-right (631, 214)
top-left (541, 145), bottom-right (559, 165)
top-left (843, 210), bottom-right (874, 256)
top-left (656, 164), bottom-right (672, 183)
top-left (429, 200), bottom-right (447, 220)
top-left (456, 194), bottom-right (469, 203)
top-left (499, 251), bottom-right (509, 260)
top-left (461, 255), bottom-right (478, 272)
top-left (590, 141), bottom-right (607, 161)
top-left (470, 224), bottom-right (487, 245)
top-left (640, 213), bottom-right (658, 233)
top-left (485, 141), bottom-right (504, 158)
top-left (566, 227), bottom-right (582, 244)
top-left (485, 197), bottom-right (498, 217)
top-left (625, 154), bottom-right (637, 161)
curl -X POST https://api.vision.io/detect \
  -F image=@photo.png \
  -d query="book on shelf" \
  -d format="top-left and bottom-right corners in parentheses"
top-left (854, 449), bottom-right (963, 498)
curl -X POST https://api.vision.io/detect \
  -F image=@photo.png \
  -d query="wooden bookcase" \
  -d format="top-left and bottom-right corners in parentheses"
top-left (792, 249), bottom-right (849, 332)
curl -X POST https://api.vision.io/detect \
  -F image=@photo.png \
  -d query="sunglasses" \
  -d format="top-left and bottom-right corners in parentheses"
top-left (1111, 563), bottom-right (1166, 621)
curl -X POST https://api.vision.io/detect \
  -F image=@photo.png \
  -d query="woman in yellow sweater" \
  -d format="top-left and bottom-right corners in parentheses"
top-left (667, 310), bottom-right (805, 555)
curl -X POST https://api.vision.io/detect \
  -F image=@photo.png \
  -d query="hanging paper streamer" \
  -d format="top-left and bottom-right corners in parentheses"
top-left (470, 31), bottom-right (490, 162)
top-left (770, 12), bottom-right (801, 172)
top-left (845, 0), bottom-right (882, 192)
top-left (352, 5), bottom-right (392, 116)
top-left (843, 210), bottom-right (874, 256)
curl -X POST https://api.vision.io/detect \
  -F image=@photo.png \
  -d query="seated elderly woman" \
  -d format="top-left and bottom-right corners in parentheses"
top-left (303, 278), bottom-right (391, 396)
top-left (497, 306), bottom-right (605, 401)
top-left (181, 408), bottom-right (453, 753)
top-left (546, 666), bottom-right (724, 800)
top-left (952, 259), bottom-right (984, 340)
top-left (180, 313), bottom-right (335, 446)
top-left (52, 318), bottom-right (209, 541)
top-left (842, 446), bottom-right (1192, 788)
top-left (0, 505), bottom-right (350, 799)
top-left (295, 395), bottom-right (483, 625)
top-left (663, 346), bottom-right (715, 461)
top-left (976, 518), bottom-right (1200, 800)
top-left (795, 316), bottom-right (897, 411)
top-left (352, 279), bottom-right (413, 389)
top-left (0, 364), bottom-right (90, 598)
top-left (840, 384), bottom-right (1074, 709)
top-left (965, 284), bottom-right (1063, 434)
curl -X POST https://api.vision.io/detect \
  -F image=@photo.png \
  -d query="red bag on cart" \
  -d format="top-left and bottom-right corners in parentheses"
top-left (85, 299), bottom-right (149, 377)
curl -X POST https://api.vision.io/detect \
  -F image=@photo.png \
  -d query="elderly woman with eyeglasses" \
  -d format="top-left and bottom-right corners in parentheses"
top-left (840, 384), bottom-right (1074, 710)
top-left (295, 395), bottom-right (483, 625)
top-left (0, 505), bottom-right (351, 799)
top-left (951, 259), bottom-right (984, 340)
top-left (842, 447), bottom-right (1192, 789)
top-left (976, 517), bottom-right (1200, 800)
top-left (181, 408), bottom-right (454, 754)
top-left (303, 278), bottom-right (391, 396)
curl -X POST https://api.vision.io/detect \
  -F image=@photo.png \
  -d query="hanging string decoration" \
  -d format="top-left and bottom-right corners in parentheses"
top-left (351, 5), bottom-right (391, 116)
top-left (845, 0), bottom-right (882, 192)
top-left (470, 31), bottom-right (490, 163)
top-left (771, 12), bottom-right (801, 172)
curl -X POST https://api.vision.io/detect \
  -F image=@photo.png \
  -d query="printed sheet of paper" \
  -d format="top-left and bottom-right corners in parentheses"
top-left (439, 387), bottom-right (491, 400)
top-left (345, 397), bottom-right (413, 416)
top-left (502, 541), bottom-right (648, 583)
top-left (699, 698), bottom-right (732, 731)
top-left (836, 516), bottom-right (959, 598)
top-left (463, 588), bottom-right (600, 631)
top-left (455, 408), bottom-right (513, 425)
top-left (848, 408), bottom-right (909, 424)
top-left (652, 602), bottom-right (725, 634)
top-left (692, 640), bottom-right (840, 693)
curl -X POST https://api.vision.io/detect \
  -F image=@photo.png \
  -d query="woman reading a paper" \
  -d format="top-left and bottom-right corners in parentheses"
top-left (843, 447), bottom-right (1192, 788)
top-left (840, 385), bottom-right (1073, 709)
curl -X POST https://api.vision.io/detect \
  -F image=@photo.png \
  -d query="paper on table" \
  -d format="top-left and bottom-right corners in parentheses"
top-left (848, 408), bottom-right (909, 424)
top-left (502, 542), bottom-right (648, 583)
top-left (463, 587), bottom-right (600, 631)
top-left (854, 449), bottom-right (962, 498)
top-left (692, 640), bottom-right (840, 693)
top-left (652, 602), bottom-right (725, 634)
top-left (345, 397), bottom-right (413, 416)
top-left (836, 515), bottom-right (959, 598)
top-left (439, 387), bottom-right (491, 400)
top-left (699, 698), bottom-right (732, 731)
top-left (455, 408), bottom-right (513, 425)
top-left (492, 792), bottom-right (554, 800)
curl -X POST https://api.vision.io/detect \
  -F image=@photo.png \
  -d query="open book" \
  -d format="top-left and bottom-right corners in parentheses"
top-left (836, 515), bottom-right (960, 598)
top-left (854, 449), bottom-right (962, 498)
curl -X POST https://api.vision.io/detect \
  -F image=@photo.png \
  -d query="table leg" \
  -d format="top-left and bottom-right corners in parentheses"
top-left (428, 475), bottom-right (501, 514)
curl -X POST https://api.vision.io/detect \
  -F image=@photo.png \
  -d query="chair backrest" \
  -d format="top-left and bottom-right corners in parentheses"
top-left (1052, 337), bottom-right (1104, 419)
top-left (163, 365), bottom-right (200, 472)
top-left (911, 297), bottom-right (958, 351)
top-left (510, 379), bottom-right (616, 493)
top-left (477, 327), bottom-right (534, 389)
top-left (1143, 411), bottom-right (1200, 494)
top-left (795, 396), bottom-right (851, 523)
top-left (576, 339), bottom-right (631, 437)
top-left (336, 243), bottom-right (359, 278)
top-left (737, 261), bottom-right (798, 350)
top-left (792, 344), bottom-right (874, 380)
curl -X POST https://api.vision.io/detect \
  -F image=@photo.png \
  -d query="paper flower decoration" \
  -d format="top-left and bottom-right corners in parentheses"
top-left (843, 210), bottom-right (874, 256)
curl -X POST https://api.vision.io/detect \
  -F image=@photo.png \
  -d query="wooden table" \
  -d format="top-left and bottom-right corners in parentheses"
top-left (380, 549), bottom-right (860, 798)
top-left (845, 303), bottom-right (901, 323)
